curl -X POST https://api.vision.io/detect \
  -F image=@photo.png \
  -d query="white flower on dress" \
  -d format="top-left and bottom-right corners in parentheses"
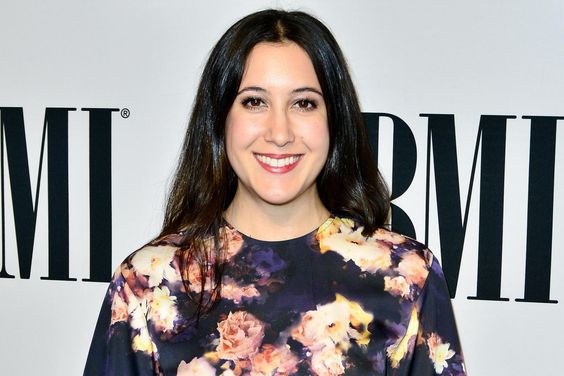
top-left (130, 245), bottom-right (179, 287)
top-left (383, 276), bottom-right (411, 299)
top-left (427, 332), bottom-right (456, 374)
top-left (291, 299), bottom-right (350, 351)
top-left (148, 286), bottom-right (178, 332)
top-left (131, 327), bottom-right (157, 354)
top-left (127, 293), bottom-right (149, 330)
top-left (177, 356), bottom-right (216, 376)
top-left (318, 219), bottom-right (392, 273)
top-left (291, 294), bottom-right (373, 375)
top-left (125, 291), bottom-right (158, 355)
top-left (310, 345), bottom-right (345, 376)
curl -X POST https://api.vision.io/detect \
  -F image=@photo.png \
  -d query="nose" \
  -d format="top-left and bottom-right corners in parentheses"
top-left (264, 108), bottom-right (294, 147)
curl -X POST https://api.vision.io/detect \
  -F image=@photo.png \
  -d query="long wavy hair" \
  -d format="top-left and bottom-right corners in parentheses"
top-left (158, 9), bottom-right (390, 318)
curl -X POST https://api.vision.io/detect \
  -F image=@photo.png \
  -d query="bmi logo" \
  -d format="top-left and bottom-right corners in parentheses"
top-left (365, 113), bottom-right (562, 304)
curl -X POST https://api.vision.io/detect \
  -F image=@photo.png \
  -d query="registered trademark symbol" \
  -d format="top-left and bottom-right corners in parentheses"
top-left (121, 108), bottom-right (130, 118)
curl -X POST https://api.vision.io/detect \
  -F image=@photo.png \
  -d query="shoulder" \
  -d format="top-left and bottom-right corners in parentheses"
top-left (100, 237), bottom-right (189, 355)
top-left (113, 235), bottom-right (186, 295)
top-left (112, 227), bottom-right (245, 295)
top-left (108, 238), bottom-right (186, 323)
top-left (317, 216), bottom-right (435, 299)
top-left (318, 216), bottom-right (433, 265)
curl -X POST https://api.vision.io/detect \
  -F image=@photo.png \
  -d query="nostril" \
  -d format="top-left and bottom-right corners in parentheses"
top-left (265, 119), bottom-right (295, 147)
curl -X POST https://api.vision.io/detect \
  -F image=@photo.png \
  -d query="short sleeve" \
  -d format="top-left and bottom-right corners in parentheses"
top-left (83, 267), bottom-right (159, 376)
top-left (409, 256), bottom-right (466, 375)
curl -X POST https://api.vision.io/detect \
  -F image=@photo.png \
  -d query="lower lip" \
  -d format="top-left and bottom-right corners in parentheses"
top-left (255, 155), bottom-right (302, 173)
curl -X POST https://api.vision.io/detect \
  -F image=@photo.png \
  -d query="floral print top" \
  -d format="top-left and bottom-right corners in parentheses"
top-left (84, 216), bottom-right (466, 376)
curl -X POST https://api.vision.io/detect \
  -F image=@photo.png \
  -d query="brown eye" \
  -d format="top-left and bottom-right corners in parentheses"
top-left (242, 96), bottom-right (265, 109)
top-left (294, 99), bottom-right (317, 110)
top-left (249, 98), bottom-right (261, 106)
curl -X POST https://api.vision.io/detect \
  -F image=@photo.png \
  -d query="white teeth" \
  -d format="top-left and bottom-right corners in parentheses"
top-left (256, 154), bottom-right (300, 168)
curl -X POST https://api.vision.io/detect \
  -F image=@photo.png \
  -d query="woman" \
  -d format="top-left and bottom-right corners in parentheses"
top-left (85, 9), bottom-right (465, 376)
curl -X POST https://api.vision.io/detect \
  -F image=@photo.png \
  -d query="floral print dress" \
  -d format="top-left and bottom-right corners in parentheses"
top-left (84, 216), bottom-right (466, 375)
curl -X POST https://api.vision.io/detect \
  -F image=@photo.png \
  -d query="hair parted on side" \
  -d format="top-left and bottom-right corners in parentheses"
top-left (158, 9), bottom-right (390, 318)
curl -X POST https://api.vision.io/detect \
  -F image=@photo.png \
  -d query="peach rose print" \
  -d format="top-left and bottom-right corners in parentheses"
top-left (220, 226), bottom-right (245, 259)
top-left (221, 276), bottom-right (260, 304)
top-left (250, 344), bottom-right (299, 375)
top-left (396, 252), bottom-right (429, 288)
top-left (372, 228), bottom-right (406, 245)
top-left (216, 311), bottom-right (265, 360)
top-left (110, 291), bottom-right (128, 325)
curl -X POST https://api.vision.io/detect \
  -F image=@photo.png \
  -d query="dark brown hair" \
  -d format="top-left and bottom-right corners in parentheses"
top-left (159, 9), bottom-right (390, 318)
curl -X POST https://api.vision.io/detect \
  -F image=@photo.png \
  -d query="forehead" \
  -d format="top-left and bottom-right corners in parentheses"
top-left (240, 41), bottom-right (321, 88)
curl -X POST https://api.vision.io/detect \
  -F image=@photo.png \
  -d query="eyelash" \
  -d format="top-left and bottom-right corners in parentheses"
top-left (241, 96), bottom-right (265, 110)
top-left (293, 98), bottom-right (318, 111)
top-left (240, 96), bottom-right (319, 111)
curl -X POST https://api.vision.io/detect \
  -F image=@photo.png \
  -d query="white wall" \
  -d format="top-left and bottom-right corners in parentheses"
top-left (0, 0), bottom-right (562, 374)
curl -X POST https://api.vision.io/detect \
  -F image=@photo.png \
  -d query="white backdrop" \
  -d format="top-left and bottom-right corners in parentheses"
top-left (1, 0), bottom-right (563, 374)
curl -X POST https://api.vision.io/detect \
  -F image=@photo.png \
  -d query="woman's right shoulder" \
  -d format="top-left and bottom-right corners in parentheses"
top-left (112, 233), bottom-right (188, 293)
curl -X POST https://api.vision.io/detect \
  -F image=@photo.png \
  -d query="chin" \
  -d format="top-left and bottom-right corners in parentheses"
top-left (259, 195), bottom-right (297, 206)
top-left (257, 188), bottom-right (302, 206)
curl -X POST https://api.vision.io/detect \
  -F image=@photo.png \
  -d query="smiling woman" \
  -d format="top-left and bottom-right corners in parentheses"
top-left (84, 9), bottom-right (465, 376)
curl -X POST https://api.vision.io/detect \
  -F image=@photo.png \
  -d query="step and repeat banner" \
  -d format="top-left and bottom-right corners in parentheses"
top-left (1, 0), bottom-right (562, 374)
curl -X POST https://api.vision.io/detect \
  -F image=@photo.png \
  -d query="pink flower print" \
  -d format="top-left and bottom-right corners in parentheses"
top-left (216, 311), bottom-right (265, 360)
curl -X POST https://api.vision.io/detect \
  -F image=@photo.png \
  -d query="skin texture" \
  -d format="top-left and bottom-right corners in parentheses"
top-left (224, 42), bottom-right (330, 240)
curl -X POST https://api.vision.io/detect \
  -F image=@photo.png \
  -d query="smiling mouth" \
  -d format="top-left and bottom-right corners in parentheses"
top-left (254, 153), bottom-right (303, 172)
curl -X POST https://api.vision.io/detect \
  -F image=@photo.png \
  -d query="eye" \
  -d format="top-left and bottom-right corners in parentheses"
top-left (241, 96), bottom-right (266, 110)
top-left (293, 98), bottom-right (318, 111)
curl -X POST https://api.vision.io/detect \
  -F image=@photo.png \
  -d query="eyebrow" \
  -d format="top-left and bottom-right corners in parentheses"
top-left (237, 86), bottom-right (323, 97)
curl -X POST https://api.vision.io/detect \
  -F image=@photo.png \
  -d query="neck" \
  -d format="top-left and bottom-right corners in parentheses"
top-left (224, 188), bottom-right (330, 241)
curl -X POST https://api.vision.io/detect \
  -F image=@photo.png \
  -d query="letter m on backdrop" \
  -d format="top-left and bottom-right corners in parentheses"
top-left (0, 107), bottom-right (116, 282)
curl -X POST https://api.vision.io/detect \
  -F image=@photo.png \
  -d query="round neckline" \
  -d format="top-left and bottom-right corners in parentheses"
top-left (223, 214), bottom-right (335, 244)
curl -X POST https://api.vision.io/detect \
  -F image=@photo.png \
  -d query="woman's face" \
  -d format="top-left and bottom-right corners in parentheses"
top-left (225, 41), bottom-right (329, 208)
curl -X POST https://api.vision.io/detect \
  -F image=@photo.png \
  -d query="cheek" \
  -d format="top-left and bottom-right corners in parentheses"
top-left (301, 121), bottom-right (330, 155)
top-left (225, 114), bottom-right (261, 153)
top-left (224, 121), bottom-right (235, 162)
top-left (224, 115), bottom-right (241, 169)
